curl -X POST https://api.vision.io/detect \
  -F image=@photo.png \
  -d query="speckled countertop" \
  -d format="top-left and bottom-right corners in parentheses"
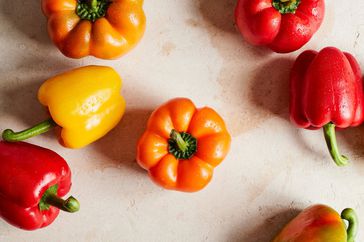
top-left (0, 0), bottom-right (363, 241)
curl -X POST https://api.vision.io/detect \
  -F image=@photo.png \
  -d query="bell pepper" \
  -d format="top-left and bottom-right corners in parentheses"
top-left (0, 141), bottom-right (80, 230)
top-left (41, 0), bottom-right (146, 59)
top-left (2, 65), bottom-right (125, 149)
top-left (136, 98), bottom-right (231, 192)
top-left (235, 0), bottom-right (325, 53)
top-left (290, 47), bottom-right (364, 166)
top-left (272, 204), bottom-right (358, 242)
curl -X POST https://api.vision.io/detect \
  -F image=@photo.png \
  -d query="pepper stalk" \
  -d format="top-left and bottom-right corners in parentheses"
top-left (76, 0), bottom-right (111, 22)
top-left (39, 184), bottom-right (80, 213)
top-left (272, 0), bottom-right (301, 14)
top-left (168, 129), bottom-right (197, 160)
top-left (341, 208), bottom-right (358, 242)
top-left (2, 118), bottom-right (57, 142)
top-left (323, 123), bottom-right (348, 167)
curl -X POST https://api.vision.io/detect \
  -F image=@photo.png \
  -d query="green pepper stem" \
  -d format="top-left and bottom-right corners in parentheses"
top-left (323, 123), bottom-right (348, 166)
top-left (341, 208), bottom-right (358, 242)
top-left (45, 194), bottom-right (80, 213)
top-left (170, 130), bottom-right (188, 153)
top-left (90, 0), bottom-right (98, 10)
top-left (76, 0), bottom-right (110, 22)
top-left (272, 0), bottom-right (301, 14)
top-left (168, 130), bottom-right (197, 160)
top-left (2, 118), bottom-right (57, 142)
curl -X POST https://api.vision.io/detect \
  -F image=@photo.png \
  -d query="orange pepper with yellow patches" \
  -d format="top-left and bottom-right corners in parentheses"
top-left (41, 0), bottom-right (146, 59)
top-left (273, 204), bottom-right (358, 242)
top-left (136, 98), bottom-right (231, 192)
top-left (2, 66), bottom-right (125, 149)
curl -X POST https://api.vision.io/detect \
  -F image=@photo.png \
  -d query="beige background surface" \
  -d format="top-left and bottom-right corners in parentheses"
top-left (0, 0), bottom-right (363, 241)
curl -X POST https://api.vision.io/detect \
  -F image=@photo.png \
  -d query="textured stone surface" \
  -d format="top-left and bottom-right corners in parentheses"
top-left (0, 0), bottom-right (363, 241)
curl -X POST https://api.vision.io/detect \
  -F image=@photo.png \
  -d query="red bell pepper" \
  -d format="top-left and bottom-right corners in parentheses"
top-left (234, 0), bottom-right (325, 53)
top-left (0, 141), bottom-right (80, 230)
top-left (290, 47), bottom-right (364, 166)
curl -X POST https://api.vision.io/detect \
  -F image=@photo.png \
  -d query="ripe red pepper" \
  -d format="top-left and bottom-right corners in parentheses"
top-left (235, 0), bottom-right (325, 53)
top-left (0, 141), bottom-right (80, 230)
top-left (290, 47), bottom-right (364, 166)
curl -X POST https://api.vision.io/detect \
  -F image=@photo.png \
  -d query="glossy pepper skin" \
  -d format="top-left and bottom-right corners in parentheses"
top-left (2, 66), bottom-right (125, 149)
top-left (290, 47), bottom-right (364, 166)
top-left (0, 141), bottom-right (79, 230)
top-left (235, 0), bottom-right (325, 53)
top-left (137, 98), bottom-right (231, 192)
top-left (42, 0), bottom-right (146, 59)
top-left (272, 205), bottom-right (358, 242)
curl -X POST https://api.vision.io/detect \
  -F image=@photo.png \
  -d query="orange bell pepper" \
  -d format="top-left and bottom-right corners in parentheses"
top-left (136, 98), bottom-right (231, 192)
top-left (41, 0), bottom-right (146, 59)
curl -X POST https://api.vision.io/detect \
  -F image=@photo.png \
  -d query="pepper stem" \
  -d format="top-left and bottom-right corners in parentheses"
top-left (39, 185), bottom-right (80, 213)
top-left (323, 123), bottom-right (348, 166)
top-left (76, 0), bottom-right (110, 22)
top-left (90, 0), bottom-right (98, 9)
top-left (171, 130), bottom-right (188, 152)
top-left (45, 194), bottom-right (80, 213)
top-left (272, 0), bottom-right (301, 14)
top-left (341, 208), bottom-right (358, 242)
top-left (168, 129), bottom-right (197, 160)
top-left (2, 118), bottom-right (57, 142)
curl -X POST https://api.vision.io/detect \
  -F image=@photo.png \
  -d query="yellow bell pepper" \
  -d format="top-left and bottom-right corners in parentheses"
top-left (2, 66), bottom-right (125, 148)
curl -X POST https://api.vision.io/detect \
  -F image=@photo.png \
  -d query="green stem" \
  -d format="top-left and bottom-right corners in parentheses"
top-left (170, 130), bottom-right (188, 152)
top-left (76, 0), bottom-right (110, 22)
top-left (90, 0), bottom-right (98, 10)
top-left (272, 0), bottom-right (301, 14)
top-left (168, 130), bottom-right (197, 160)
top-left (45, 194), bottom-right (80, 213)
top-left (323, 123), bottom-right (348, 166)
top-left (39, 185), bottom-right (80, 213)
top-left (341, 208), bottom-right (358, 242)
top-left (2, 118), bottom-right (57, 142)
